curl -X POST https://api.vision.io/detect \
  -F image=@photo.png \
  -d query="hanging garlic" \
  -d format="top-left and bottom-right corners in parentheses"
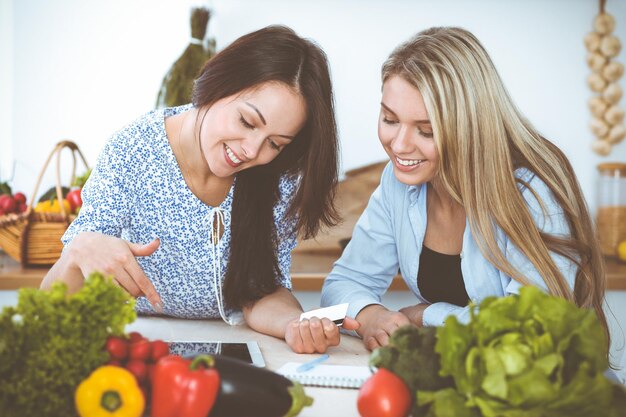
top-left (585, 31), bottom-right (603, 51)
top-left (600, 35), bottom-right (622, 57)
top-left (609, 125), bottom-right (626, 144)
top-left (591, 118), bottom-right (610, 137)
top-left (603, 61), bottom-right (624, 81)
top-left (590, 96), bottom-right (609, 118)
top-left (588, 73), bottom-right (608, 92)
top-left (587, 52), bottom-right (607, 71)
top-left (592, 139), bottom-right (612, 155)
top-left (603, 83), bottom-right (623, 104)
top-left (605, 105), bottom-right (625, 125)
top-left (587, 4), bottom-right (624, 156)
top-left (594, 13), bottom-right (615, 34)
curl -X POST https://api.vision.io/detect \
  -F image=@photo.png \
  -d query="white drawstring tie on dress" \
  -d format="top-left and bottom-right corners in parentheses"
top-left (207, 207), bottom-right (244, 326)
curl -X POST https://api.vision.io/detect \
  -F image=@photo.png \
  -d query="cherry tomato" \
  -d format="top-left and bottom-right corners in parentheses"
top-left (65, 188), bottom-right (82, 213)
top-left (126, 359), bottom-right (149, 383)
top-left (128, 331), bottom-right (145, 344)
top-left (0, 195), bottom-right (16, 214)
top-left (13, 192), bottom-right (26, 205)
top-left (105, 336), bottom-right (129, 360)
top-left (129, 339), bottom-right (152, 361)
top-left (150, 340), bottom-right (170, 362)
top-left (357, 368), bottom-right (412, 417)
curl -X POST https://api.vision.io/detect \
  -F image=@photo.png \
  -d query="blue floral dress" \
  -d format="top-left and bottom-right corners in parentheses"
top-left (62, 105), bottom-right (298, 322)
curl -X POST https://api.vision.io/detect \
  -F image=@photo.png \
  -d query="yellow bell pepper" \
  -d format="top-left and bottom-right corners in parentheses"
top-left (34, 198), bottom-right (71, 214)
top-left (75, 365), bottom-right (145, 417)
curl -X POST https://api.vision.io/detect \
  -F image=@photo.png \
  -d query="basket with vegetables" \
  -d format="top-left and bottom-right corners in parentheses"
top-left (359, 286), bottom-right (626, 417)
top-left (0, 140), bottom-right (90, 266)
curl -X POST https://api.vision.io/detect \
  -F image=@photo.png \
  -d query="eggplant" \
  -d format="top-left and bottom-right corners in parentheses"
top-left (209, 355), bottom-right (313, 417)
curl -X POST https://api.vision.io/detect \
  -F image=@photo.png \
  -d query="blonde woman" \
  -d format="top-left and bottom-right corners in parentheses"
top-left (322, 27), bottom-right (609, 356)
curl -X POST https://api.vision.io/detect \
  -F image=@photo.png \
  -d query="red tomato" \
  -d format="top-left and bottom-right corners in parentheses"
top-left (0, 195), bottom-right (16, 214)
top-left (150, 340), bottom-right (170, 362)
top-left (357, 368), bottom-right (412, 417)
top-left (18, 203), bottom-right (27, 213)
top-left (13, 192), bottom-right (26, 205)
top-left (128, 331), bottom-right (145, 344)
top-left (129, 339), bottom-right (152, 361)
top-left (126, 359), bottom-right (149, 383)
top-left (105, 336), bottom-right (129, 360)
top-left (66, 188), bottom-right (82, 213)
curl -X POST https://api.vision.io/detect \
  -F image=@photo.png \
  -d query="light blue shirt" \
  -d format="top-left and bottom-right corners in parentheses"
top-left (321, 162), bottom-right (576, 327)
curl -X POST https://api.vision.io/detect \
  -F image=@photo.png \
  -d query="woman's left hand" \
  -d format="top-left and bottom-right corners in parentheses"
top-left (399, 303), bottom-right (430, 327)
top-left (285, 317), bottom-right (360, 354)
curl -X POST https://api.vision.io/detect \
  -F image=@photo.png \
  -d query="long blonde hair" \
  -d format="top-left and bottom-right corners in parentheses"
top-left (382, 27), bottom-right (609, 350)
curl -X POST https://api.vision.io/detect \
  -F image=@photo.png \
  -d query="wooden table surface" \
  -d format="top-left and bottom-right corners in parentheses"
top-left (1, 250), bottom-right (625, 291)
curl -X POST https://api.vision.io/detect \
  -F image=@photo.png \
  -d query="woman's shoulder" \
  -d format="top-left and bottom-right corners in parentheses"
top-left (105, 109), bottom-right (163, 152)
top-left (103, 106), bottom-right (189, 162)
top-left (109, 105), bottom-right (191, 145)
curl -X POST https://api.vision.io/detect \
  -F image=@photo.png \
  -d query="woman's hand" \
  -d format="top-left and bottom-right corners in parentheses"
top-left (356, 304), bottom-right (411, 350)
top-left (243, 288), bottom-right (361, 353)
top-left (285, 316), bottom-right (360, 354)
top-left (65, 232), bottom-right (163, 311)
top-left (399, 303), bottom-right (430, 327)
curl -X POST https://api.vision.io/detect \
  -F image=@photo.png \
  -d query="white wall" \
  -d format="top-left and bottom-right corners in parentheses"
top-left (6, 0), bottom-right (203, 194)
top-left (0, 0), bottom-right (14, 183)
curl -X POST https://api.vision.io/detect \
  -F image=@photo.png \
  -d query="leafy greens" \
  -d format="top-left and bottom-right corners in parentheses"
top-left (420, 286), bottom-right (626, 417)
top-left (0, 273), bottom-right (136, 417)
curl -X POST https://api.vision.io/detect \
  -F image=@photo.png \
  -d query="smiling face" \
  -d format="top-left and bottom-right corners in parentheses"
top-left (378, 75), bottom-right (439, 186)
top-left (199, 82), bottom-right (307, 178)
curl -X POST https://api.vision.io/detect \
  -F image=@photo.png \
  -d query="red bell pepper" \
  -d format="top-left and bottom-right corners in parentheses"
top-left (151, 354), bottom-right (220, 417)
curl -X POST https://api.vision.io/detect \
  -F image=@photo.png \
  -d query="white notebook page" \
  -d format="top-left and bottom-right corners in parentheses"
top-left (276, 362), bottom-right (372, 389)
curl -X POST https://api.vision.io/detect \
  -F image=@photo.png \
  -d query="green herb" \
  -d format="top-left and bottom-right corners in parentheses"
top-left (155, 7), bottom-right (215, 108)
top-left (0, 273), bottom-right (136, 417)
top-left (72, 168), bottom-right (92, 188)
top-left (0, 181), bottom-right (12, 196)
top-left (369, 325), bottom-right (454, 416)
top-left (420, 286), bottom-right (626, 416)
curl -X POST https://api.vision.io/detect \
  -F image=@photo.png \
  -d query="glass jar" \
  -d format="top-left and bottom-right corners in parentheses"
top-left (596, 162), bottom-right (626, 256)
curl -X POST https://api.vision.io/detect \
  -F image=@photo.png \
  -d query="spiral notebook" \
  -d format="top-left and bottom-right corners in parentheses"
top-left (276, 362), bottom-right (372, 389)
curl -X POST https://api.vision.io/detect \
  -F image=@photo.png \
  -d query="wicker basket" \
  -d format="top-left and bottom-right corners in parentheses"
top-left (0, 140), bottom-right (89, 266)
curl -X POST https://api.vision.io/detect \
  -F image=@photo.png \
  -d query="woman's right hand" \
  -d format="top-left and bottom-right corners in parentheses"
top-left (356, 304), bottom-right (411, 350)
top-left (66, 232), bottom-right (163, 311)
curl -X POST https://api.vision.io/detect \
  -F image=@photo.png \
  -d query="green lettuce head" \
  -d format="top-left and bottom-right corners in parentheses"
top-left (423, 286), bottom-right (618, 417)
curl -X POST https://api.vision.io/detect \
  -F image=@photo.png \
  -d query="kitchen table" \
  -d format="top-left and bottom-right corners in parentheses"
top-left (126, 316), bottom-right (370, 417)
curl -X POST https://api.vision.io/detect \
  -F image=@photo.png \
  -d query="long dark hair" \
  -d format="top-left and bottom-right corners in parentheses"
top-left (192, 25), bottom-right (339, 309)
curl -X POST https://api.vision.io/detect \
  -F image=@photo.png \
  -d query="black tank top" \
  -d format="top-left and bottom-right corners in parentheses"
top-left (417, 245), bottom-right (470, 307)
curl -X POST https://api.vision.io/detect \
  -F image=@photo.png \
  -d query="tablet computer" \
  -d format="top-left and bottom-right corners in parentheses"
top-left (167, 341), bottom-right (265, 367)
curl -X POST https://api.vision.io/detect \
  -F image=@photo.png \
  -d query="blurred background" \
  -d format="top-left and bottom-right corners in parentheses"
top-left (1, 0), bottom-right (625, 207)
top-left (1, 0), bottom-right (626, 379)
